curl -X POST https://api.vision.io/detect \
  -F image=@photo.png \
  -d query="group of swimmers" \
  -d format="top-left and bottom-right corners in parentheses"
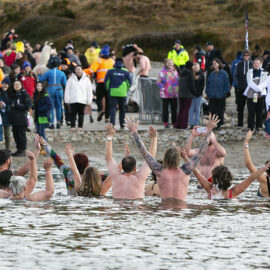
top-left (0, 114), bottom-right (269, 203)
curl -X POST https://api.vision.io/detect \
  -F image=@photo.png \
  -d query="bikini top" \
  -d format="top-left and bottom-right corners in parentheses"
top-left (209, 186), bottom-right (233, 200)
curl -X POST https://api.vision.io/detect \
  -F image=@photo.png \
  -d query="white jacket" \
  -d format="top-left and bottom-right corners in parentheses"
top-left (64, 72), bottom-right (93, 105)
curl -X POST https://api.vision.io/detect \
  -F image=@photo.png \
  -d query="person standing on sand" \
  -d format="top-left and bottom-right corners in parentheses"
top-left (105, 122), bottom-right (157, 200)
top-left (125, 114), bottom-right (219, 202)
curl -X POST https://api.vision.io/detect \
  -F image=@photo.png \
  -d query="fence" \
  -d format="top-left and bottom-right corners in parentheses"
top-left (138, 77), bottom-right (162, 123)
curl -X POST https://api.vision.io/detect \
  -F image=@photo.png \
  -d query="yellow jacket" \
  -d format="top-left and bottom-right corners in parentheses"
top-left (84, 57), bottom-right (114, 83)
top-left (168, 46), bottom-right (189, 67)
top-left (84, 48), bottom-right (100, 66)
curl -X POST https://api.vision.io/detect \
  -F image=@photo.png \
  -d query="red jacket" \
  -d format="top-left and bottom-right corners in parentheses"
top-left (3, 51), bottom-right (16, 66)
top-left (20, 74), bottom-right (36, 99)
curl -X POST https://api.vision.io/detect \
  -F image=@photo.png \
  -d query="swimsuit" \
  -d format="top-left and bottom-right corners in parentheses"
top-left (257, 176), bottom-right (270, 197)
top-left (209, 186), bottom-right (233, 200)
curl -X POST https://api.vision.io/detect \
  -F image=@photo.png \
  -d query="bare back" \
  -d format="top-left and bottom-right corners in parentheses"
top-left (157, 168), bottom-right (190, 201)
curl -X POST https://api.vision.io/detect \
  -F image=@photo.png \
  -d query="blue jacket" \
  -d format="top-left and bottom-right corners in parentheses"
top-left (231, 53), bottom-right (242, 87)
top-left (206, 69), bottom-right (230, 99)
top-left (38, 68), bottom-right (66, 91)
top-left (33, 93), bottom-right (53, 124)
top-left (104, 61), bottom-right (132, 97)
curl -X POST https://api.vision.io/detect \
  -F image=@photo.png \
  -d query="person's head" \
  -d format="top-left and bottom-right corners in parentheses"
top-left (206, 42), bottom-right (214, 52)
top-left (48, 56), bottom-right (61, 69)
top-left (265, 160), bottom-right (270, 176)
top-left (11, 64), bottom-right (20, 75)
top-left (1, 76), bottom-right (11, 91)
top-left (134, 51), bottom-right (143, 61)
top-left (242, 49), bottom-right (251, 61)
top-left (163, 146), bottom-right (180, 169)
top-left (212, 165), bottom-right (233, 191)
top-left (16, 51), bottom-right (23, 60)
top-left (193, 62), bottom-right (200, 73)
top-left (90, 41), bottom-right (99, 49)
top-left (36, 82), bottom-right (43, 92)
top-left (13, 80), bottom-right (22, 91)
top-left (194, 45), bottom-right (201, 54)
top-left (67, 47), bottom-right (74, 55)
top-left (212, 58), bottom-right (224, 71)
top-left (263, 50), bottom-right (270, 59)
top-left (77, 167), bottom-right (101, 197)
top-left (185, 60), bottom-right (193, 71)
top-left (73, 153), bottom-right (89, 175)
top-left (74, 66), bottom-right (83, 77)
top-left (175, 40), bottom-right (181, 50)
top-left (0, 169), bottom-right (13, 189)
top-left (122, 156), bottom-right (136, 174)
top-left (34, 42), bottom-right (42, 51)
top-left (164, 58), bottom-right (174, 69)
top-left (0, 149), bottom-right (11, 168)
top-left (22, 61), bottom-right (32, 73)
top-left (100, 45), bottom-right (110, 57)
top-left (9, 176), bottom-right (26, 195)
top-left (253, 57), bottom-right (263, 70)
top-left (151, 160), bottom-right (163, 183)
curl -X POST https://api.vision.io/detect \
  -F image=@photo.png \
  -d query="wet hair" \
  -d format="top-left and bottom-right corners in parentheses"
top-left (122, 156), bottom-right (136, 173)
top-left (163, 146), bottom-right (180, 169)
top-left (0, 149), bottom-right (11, 166)
top-left (265, 160), bottom-right (270, 176)
top-left (212, 165), bottom-right (233, 191)
top-left (151, 160), bottom-right (163, 182)
top-left (9, 176), bottom-right (26, 195)
top-left (73, 153), bottom-right (89, 175)
top-left (77, 167), bottom-right (101, 197)
top-left (0, 169), bottom-right (13, 188)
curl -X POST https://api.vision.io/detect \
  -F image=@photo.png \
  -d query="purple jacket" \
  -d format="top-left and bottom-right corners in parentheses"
top-left (157, 67), bottom-right (179, 98)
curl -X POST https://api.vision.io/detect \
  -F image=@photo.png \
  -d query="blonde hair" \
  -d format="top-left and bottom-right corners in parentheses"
top-left (163, 146), bottom-right (180, 169)
top-left (77, 167), bottom-right (101, 197)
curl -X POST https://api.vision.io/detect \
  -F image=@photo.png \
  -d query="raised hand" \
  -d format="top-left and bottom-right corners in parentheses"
top-left (43, 158), bottom-right (52, 171)
top-left (35, 134), bottom-right (41, 151)
top-left (148, 126), bottom-right (157, 138)
top-left (191, 126), bottom-right (201, 137)
top-left (244, 130), bottom-right (253, 144)
top-left (27, 150), bottom-right (35, 161)
top-left (178, 146), bottom-right (189, 162)
top-left (125, 116), bottom-right (139, 133)
top-left (105, 123), bottom-right (115, 137)
top-left (124, 144), bottom-right (130, 157)
top-left (64, 143), bottom-right (74, 156)
top-left (205, 114), bottom-right (219, 131)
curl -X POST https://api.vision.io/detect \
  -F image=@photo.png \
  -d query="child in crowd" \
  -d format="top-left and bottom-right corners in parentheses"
top-left (33, 82), bottom-right (53, 144)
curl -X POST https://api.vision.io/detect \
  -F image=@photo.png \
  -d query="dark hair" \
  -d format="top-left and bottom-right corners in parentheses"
top-left (73, 153), bottom-right (89, 174)
top-left (0, 169), bottom-right (13, 188)
top-left (0, 150), bottom-right (11, 166)
top-left (122, 156), bottom-right (136, 173)
top-left (212, 58), bottom-right (224, 69)
top-left (151, 160), bottom-right (163, 182)
top-left (34, 82), bottom-right (46, 103)
top-left (134, 51), bottom-right (143, 57)
top-left (242, 49), bottom-right (250, 56)
top-left (212, 165), bottom-right (233, 191)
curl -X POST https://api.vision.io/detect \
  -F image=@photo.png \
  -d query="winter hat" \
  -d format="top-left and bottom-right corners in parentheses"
top-left (185, 61), bottom-right (193, 69)
top-left (90, 41), bottom-right (99, 48)
top-left (2, 76), bottom-right (11, 86)
top-left (101, 45), bottom-right (110, 56)
top-left (175, 40), bottom-right (181, 45)
top-left (22, 61), bottom-right (32, 69)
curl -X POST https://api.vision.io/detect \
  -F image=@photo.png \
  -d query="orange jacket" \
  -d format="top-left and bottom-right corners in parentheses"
top-left (84, 57), bottom-right (114, 83)
top-left (0, 68), bottom-right (4, 88)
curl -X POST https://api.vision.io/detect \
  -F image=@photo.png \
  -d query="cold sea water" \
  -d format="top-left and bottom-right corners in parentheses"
top-left (1, 167), bottom-right (270, 270)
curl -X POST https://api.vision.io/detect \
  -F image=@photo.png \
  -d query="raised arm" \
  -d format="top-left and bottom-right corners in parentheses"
top-left (27, 159), bottom-right (54, 201)
top-left (184, 127), bottom-right (201, 157)
top-left (24, 151), bottom-right (38, 195)
top-left (210, 132), bottom-right (226, 157)
top-left (243, 131), bottom-right (266, 184)
top-left (231, 161), bottom-right (270, 198)
top-left (64, 143), bottom-right (81, 191)
top-left (13, 135), bottom-right (41, 176)
top-left (181, 114), bottom-right (219, 175)
top-left (126, 117), bottom-right (162, 175)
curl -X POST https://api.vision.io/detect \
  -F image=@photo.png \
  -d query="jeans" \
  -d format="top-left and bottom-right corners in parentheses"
top-left (47, 88), bottom-right (63, 124)
top-left (109, 96), bottom-right (126, 126)
top-left (36, 123), bottom-right (47, 141)
top-left (189, 96), bottom-right (202, 126)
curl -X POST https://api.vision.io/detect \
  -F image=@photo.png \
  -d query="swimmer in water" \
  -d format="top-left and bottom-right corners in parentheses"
top-left (144, 160), bottom-right (162, 197)
top-left (105, 123), bottom-right (157, 200)
top-left (125, 114), bottom-right (219, 202)
top-left (184, 126), bottom-right (226, 181)
top-left (244, 130), bottom-right (270, 197)
top-left (192, 162), bottom-right (270, 199)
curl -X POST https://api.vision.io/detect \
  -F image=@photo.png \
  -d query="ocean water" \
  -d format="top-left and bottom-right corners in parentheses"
top-left (1, 169), bottom-right (270, 270)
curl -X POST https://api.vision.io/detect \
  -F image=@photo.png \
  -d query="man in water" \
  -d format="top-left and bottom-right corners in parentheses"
top-left (184, 127), bottom-right (226, 181)
top-left (105, 122), bottom-right (157, 199)
top-left (125, 114), bottom-right (219, 202)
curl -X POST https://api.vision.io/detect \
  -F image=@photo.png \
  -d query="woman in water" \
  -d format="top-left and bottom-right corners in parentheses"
top-left (244, 130), bottom-right (270, 197)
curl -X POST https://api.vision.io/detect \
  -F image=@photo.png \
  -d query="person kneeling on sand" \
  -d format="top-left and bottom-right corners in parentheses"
top-left (125, 114), bottom-right (219, 202)
top-left (105, 122), bottom-right (157, 200)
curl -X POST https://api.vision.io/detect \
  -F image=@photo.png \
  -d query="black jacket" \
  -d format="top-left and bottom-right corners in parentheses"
top-left (8, 89), bottom-right (32, 126)
top-left (233, 60), bottom-right (253, 91)
top-left (194, 71), bottom-right (205, 97)
top-left (179, 69), bottom-right (195, 98)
